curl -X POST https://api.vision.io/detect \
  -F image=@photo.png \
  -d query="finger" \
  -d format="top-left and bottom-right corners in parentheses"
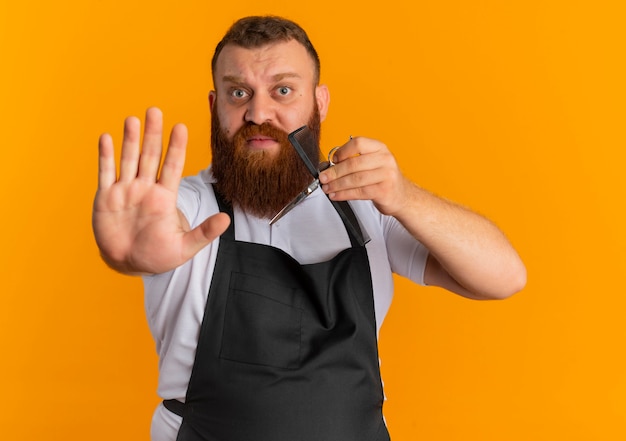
top-left (324, 161), bottom-right (392, 196)
top-left (159, 123), bottom-right (188, 190)
top-left (319, 153), bottom-right (368, 184)
top-left (329, 184), bottom-right (392, 204)
top-left (137, 107), bottom-right (164, 180)
top-left (98, 133), bottom-right (117, 189)
top-left (324, 166), bottom-right (387, 195)
top-left (321, 152), bottom-right (397, 199)
top-left (182, 212), bottom-right (231, 257)
top-left (321, 141), bottom-right (393, 183)
top-left (118, 116), bottom-right (141, 182)
top-left (330, 136), bottom-right (370, 163)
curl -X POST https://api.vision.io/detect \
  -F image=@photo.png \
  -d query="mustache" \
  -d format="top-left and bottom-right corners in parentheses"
top-left (234, 122), bottom-right (290, 145)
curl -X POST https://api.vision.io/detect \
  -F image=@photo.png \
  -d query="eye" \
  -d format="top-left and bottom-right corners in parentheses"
top-left (230, 89), bottom-right (248, 99)
top-left (277, 86), bottom-right (292, 96)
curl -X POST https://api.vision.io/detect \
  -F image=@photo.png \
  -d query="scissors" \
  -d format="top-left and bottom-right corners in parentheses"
top-left (269, 146), bottom-right (338, 225)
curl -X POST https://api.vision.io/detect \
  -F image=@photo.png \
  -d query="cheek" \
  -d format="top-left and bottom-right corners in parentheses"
top-left (280, 104), bottom-right (314, 132)
top-left (217, 110), bottom-right (242, 139)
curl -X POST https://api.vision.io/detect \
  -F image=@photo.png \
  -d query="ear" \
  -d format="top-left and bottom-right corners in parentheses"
top-left (208, 90), bottom-right (217, 112)
top-left (315, 84), bottom-right (330, 122)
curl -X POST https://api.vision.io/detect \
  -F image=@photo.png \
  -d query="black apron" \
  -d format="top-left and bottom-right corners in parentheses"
top-left (164, 188), bottom-right (390, 441)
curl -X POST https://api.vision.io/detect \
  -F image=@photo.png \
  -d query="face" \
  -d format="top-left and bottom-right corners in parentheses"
top-left (209, 39), bottom-right (329, 157)
top-left (209, 40), bottom-right (330, 218)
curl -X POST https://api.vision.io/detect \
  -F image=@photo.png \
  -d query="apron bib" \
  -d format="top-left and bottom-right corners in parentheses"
top-left (166, 188), bottom-right (390, 441)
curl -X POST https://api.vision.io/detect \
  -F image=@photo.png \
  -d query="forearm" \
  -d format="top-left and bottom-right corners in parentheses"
top-left (393, 180), bottom-right (526, 299)
top-left (316, 136), bottom-right (526, 299)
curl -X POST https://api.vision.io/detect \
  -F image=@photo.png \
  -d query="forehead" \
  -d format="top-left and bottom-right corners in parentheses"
top-left (213, 39), bottom-right (317, 85)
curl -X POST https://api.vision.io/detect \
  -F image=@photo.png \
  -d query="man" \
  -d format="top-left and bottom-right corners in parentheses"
top-left (93, 16), bottom-right (526, 441)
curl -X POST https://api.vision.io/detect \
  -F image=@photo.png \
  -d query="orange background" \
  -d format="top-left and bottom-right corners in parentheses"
top-left (1, 0), bottom-right (625, 439)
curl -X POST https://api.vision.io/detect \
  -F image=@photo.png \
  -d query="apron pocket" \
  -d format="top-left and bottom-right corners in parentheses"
top-left (220, 272), bottom-right (303, 369)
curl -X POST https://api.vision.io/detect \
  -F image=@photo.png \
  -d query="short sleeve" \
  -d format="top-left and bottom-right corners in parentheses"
top-left (382, 216), bottom-right (430, 286)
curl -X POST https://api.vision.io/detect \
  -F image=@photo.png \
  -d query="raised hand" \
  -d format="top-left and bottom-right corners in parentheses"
top-left (92, 107), bottom-right (230, 275)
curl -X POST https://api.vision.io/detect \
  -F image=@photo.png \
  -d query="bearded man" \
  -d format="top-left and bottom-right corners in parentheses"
top-left (93, 16), bottom-right (526, 441)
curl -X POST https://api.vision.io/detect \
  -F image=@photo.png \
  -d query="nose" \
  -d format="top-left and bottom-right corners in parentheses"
top-left (244, 94), bottom-right (274, 125)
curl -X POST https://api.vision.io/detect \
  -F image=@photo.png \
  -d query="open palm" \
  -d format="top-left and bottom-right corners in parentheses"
top-left (92, 107), bottom-right (229, 274)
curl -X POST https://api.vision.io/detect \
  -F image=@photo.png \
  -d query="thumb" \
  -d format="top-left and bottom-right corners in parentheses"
top-left (182, 212), bottom-right (231, 257)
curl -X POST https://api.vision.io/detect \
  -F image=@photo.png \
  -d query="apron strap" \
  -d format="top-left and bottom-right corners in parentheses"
top-left (213, 186), bottom-right (236, 240)
top-left (329, 199), bottom-right (369, 247)
top-left (163, 399), bottom-right (185, 417)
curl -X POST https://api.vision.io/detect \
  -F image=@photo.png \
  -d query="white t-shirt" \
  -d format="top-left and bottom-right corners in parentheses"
top-left (144, 167), bottom-right (429, 441)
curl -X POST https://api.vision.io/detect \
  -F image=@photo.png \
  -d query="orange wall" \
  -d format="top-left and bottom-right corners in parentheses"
top-left (1, 1), bottom-right (625, 439)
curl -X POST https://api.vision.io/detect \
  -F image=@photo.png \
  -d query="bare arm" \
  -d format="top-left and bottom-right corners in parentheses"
top-left (92, 107), bottom-right (230, 275)
top-left (318, 137), bottom-right (526, 300)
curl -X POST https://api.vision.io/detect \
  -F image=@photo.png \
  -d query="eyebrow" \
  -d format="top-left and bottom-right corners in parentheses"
top-left (221, 72), bottom-right (303, 84)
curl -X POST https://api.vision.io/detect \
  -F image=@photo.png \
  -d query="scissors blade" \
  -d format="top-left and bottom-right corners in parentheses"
top-left (269, 179), bottom-right (320, 225)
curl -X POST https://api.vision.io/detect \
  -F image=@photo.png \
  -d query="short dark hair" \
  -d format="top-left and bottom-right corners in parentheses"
top-left (212, 16), bottom-right (321, 84)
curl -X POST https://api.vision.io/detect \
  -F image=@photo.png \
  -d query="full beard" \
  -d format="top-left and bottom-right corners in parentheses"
top-left (211, 106), bottom-right (321, 219)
